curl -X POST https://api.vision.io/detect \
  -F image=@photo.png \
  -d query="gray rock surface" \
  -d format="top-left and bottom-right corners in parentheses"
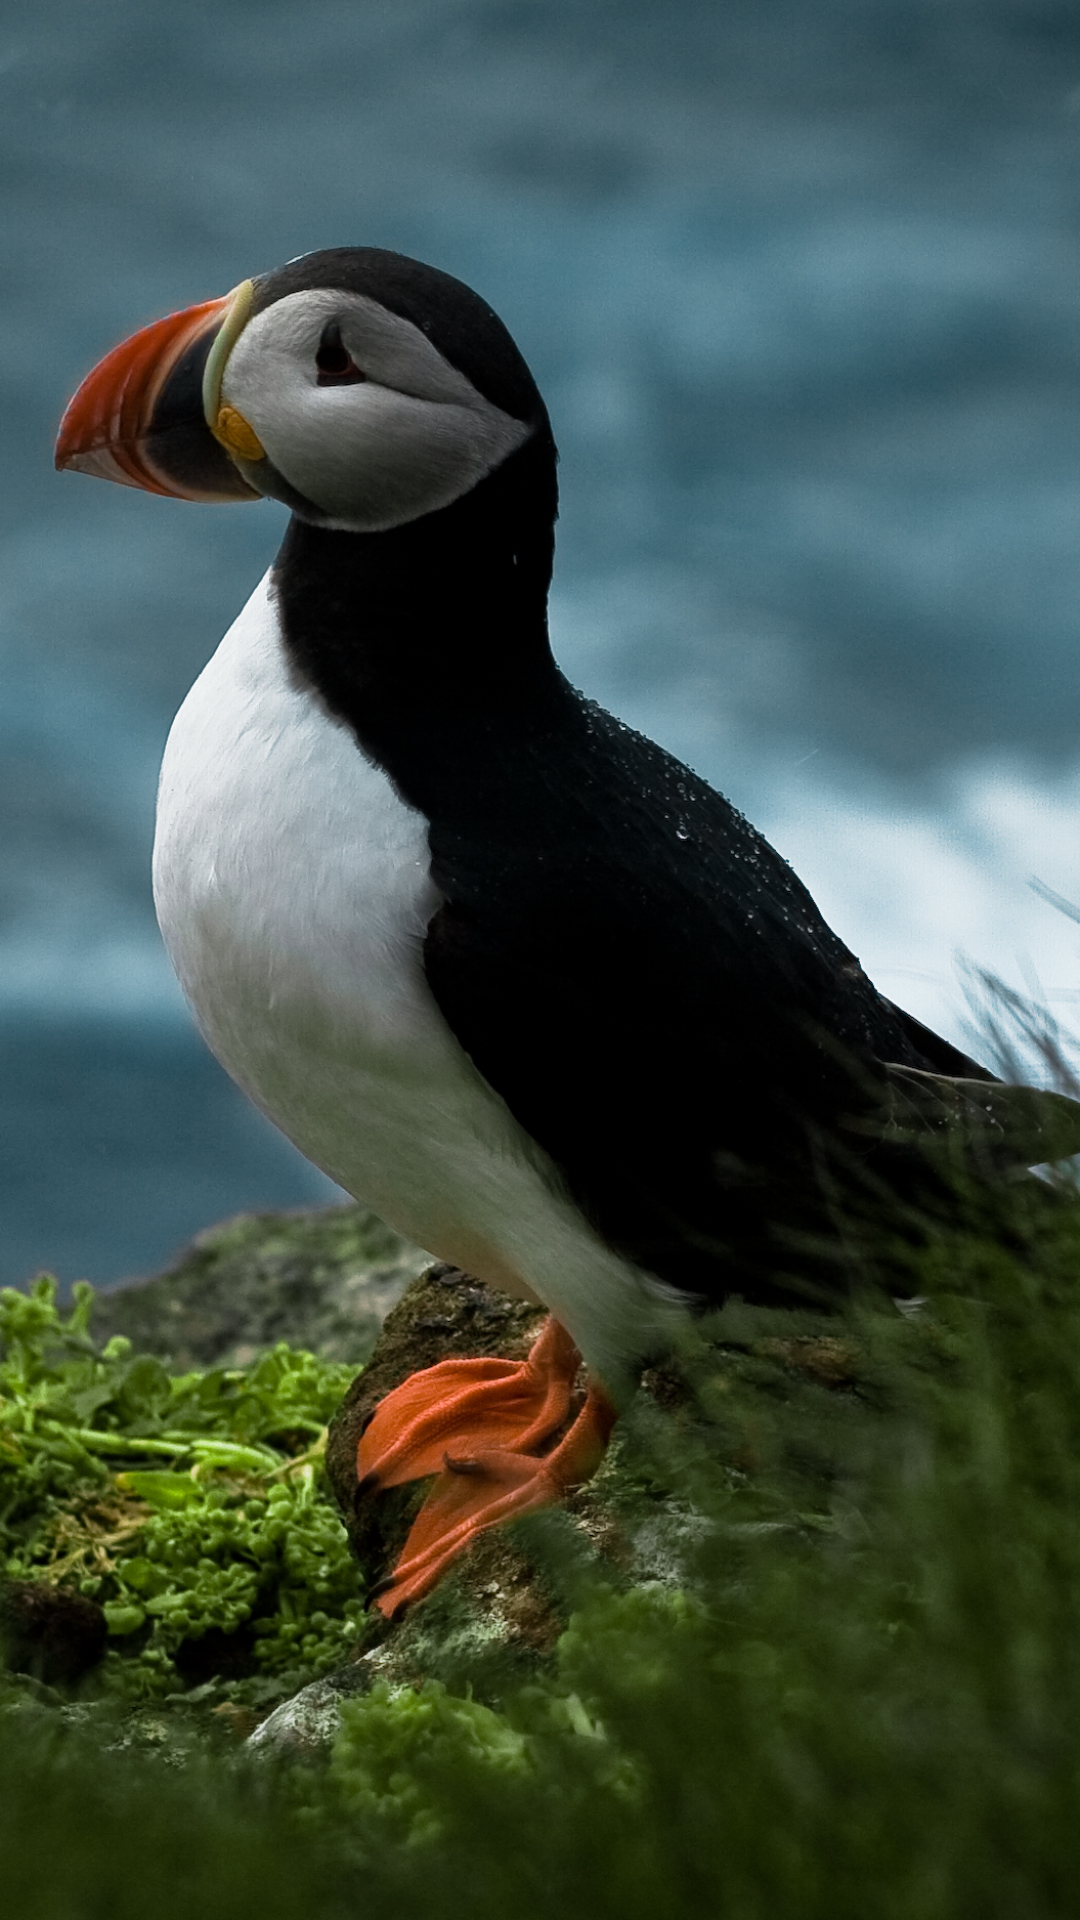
top-left (91, 1204), bottom-right (428, 1369)
top-left (247, 1664), bottom-right (372, 1758)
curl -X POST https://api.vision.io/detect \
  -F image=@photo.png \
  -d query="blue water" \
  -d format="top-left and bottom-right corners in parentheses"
top-left (5, 0), bottom-right (1080, 1285)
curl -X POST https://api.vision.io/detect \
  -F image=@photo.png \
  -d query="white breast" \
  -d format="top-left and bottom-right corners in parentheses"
top-left (152, 571), bottom-right (684, 1386)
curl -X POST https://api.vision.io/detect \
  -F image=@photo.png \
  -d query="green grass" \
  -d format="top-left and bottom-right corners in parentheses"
top-left (4, 1172), bottom-right (1080, 1917)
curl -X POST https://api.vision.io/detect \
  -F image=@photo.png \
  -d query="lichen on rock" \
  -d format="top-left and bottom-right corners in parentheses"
top-left (91, 1203), bottom-right (428, 1370)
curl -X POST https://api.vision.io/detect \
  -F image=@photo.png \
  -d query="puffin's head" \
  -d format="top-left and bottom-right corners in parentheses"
top-left (55, 249), bottom-right (549, 532)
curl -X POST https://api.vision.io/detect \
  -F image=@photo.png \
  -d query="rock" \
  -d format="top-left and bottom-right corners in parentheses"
top-left (0, 1577), bottom-right (108, 1686)
top-left (247, 1663), bottom-right (373, 1758)
top-left (91, 1204), bottom-right (428, 1369)
top-left (325, 1263), bottom-right (549, 1589)
top-left (315, 1265), bottom-right (718, 1724)
top-left (243, 1269), bottom-right (890, 1756)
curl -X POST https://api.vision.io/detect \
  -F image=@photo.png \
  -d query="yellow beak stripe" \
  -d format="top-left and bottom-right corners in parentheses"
top-left (201, 279), bottom-right (266, 463)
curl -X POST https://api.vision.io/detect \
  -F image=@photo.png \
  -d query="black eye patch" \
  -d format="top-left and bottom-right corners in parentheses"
top-left (315, 323), bottom-right (366, 386)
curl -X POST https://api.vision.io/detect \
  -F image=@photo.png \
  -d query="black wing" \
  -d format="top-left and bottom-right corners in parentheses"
top-left (422, 687), bottom-right (985, 1303)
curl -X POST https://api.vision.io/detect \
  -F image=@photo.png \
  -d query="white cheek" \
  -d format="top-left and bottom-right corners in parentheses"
top-left (222, 336), bottom-right (530, 531)
top-left (263, 385), bottom-right (523, 529)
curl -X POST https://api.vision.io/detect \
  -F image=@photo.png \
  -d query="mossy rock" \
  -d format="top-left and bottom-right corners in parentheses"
top-left (326, 1264), bottom-right (548, 1579)
top-left (321, 1266), bottom-right (565, 1700)
top-left (91, 1204), bottom-right (428, 1370)
top-left (245, 1268), bottom-right (882, 1755)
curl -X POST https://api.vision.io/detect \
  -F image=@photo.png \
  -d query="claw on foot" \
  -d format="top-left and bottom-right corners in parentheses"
top-left (356, 1316), bottom-right (616, 1618)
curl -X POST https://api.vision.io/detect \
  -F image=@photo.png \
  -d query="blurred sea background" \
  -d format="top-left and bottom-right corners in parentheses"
top-left (4, 0), bottom-right (1080, 1289)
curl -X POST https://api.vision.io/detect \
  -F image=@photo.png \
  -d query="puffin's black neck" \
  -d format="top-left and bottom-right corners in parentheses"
top-left (272, 429), bottom-right (564, 790)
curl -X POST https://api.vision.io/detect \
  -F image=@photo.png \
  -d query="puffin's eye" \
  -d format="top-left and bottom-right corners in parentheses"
top-left (315, 324), bottom-right (366, 386)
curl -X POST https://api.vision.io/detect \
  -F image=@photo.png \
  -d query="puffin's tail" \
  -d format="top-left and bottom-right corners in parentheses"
top-left (881, 1063), bottom-right (1080, 1173)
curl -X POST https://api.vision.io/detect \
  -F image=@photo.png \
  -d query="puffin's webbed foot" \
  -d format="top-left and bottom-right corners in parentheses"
top-left (356, 1316), bottom-right (616, 1618)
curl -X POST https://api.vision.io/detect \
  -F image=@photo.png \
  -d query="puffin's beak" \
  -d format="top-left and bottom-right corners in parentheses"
top-left (55, 282), bottom-right (262, 503)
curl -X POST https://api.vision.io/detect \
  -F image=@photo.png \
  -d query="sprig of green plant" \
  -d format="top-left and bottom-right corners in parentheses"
top-left (0, 1274), bottom-right (366, 1697)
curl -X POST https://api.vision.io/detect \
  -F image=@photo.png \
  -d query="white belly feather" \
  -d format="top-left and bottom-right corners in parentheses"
top-left (152, 571), bottom-right (682, 1386)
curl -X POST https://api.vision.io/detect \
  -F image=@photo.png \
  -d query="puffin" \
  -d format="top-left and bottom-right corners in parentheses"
top-left (55, 248), bottom-right (1080, 1616)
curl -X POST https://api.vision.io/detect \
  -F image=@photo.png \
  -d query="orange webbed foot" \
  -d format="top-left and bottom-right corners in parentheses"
top-left (356, 1316), bottom-right (616, 1619)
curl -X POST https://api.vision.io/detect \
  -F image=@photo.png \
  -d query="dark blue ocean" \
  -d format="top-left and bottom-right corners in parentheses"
top-left (5, 0), bottom-right (1080, 1288)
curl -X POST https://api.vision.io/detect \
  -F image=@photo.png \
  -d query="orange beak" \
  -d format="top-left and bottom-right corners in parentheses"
top-left (55, 293), bottom-right (260, 503)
